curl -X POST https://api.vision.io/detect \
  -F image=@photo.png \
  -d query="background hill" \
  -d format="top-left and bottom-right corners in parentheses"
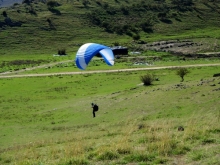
top-left (0, 0), bottom-right (220, 56)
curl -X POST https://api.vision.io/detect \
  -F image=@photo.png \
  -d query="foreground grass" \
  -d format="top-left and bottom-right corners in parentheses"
top-left (0, 65), bottom-right (220, 164)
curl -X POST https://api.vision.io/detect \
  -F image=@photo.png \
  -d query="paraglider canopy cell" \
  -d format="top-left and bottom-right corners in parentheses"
top-left (75, 43), bottom-right (115, 70)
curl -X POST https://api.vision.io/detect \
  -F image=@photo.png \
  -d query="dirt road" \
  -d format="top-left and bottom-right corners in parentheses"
top-left (0, 63), bottom-right (220, 79)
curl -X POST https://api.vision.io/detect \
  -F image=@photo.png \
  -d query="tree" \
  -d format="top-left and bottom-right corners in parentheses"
top-left (171, 0), bottom-right (193, 11)
top-left (82, 0), bottom-right (90, 7)
top-left (47, 0), bottom-right (60, 9)
top-left (2, 11), bottom-right (7, 17)
top-left (22, 0), bottom-right (33, 5)
top-left (176, 67), bottom-right (190, 82)
top-left (132, 33), bottom-right (140, 41)
top-left (171, 0), bottom-right (193, 6)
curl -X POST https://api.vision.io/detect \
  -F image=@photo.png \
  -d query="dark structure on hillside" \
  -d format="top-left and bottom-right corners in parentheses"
top-left (111, 46), bottom-right (128, 55)
top-left (96, 46), bottom-right (128, 57)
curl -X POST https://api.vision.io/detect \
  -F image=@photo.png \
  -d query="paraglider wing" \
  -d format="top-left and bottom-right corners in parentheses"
top-left (75, 43), bottom-right (114, 70)
top-left (99, 48), bottom-right (114, 66)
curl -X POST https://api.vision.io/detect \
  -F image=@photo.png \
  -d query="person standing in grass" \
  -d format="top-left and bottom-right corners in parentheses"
top-left (91, 103), bottom-right (99, 118)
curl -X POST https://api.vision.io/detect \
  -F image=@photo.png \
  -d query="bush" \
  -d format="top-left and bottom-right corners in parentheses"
top-left (112, 42), bottom-right (120, 46)
top-left (47, 0), bottom-right (60, 9)
top-left (120, 5), bottom-right (129, 15)
top-left (22, 0), bottom-right (33, 5)
top-left (2, 11), bottom-right (7, 17)
top-left (140, 73), bottom-right (155, 86)
top-left (28, 5), bottom-right (37, 15)
top-left (58, 48), bottom-right (66, 55)
top-left (176, 67), bottom-right (190, 82)
top-left (132, 34), bottom-right (141, 41)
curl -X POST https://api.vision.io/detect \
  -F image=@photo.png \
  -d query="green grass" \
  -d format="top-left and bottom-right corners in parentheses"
top-left (1, 0), bottom-right (220, 56)
top-left (0, 65), bottom-right (220, 164)
top-left (0, 1), bottom-right (220, 164)
top-left (1, 55), bottom-right (220, 75)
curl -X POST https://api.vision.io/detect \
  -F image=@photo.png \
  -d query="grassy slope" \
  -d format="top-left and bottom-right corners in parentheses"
top-left (0, 0), bottom-right (220, 73)
top-left (0, 1), bottom-right (125, 56)
top-left (0, 0), bottom-right (220, 58)
top-left (0, 0), bottom-right (220, 164)
top-left (0, 66), bottom-right (220, 164)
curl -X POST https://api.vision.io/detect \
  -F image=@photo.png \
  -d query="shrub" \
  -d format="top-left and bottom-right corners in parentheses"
top-left (103, 2), bottom-right (109, 9)
top-left (120, 5), bottom-right (129, 15)
top-left (47, 0), bottom-right (60, 9)
top-left (140, 73), bottom-right (155, 86)
top-left (28, 5), bottom-right (37, 15)
top-left (22, 0), bottom-right (33, 5)
top-left (82, 0), bottom-right (90, 7)
top-left (176, 67), bottom-right (190, 82)
top-left (132, 34), bottom-right (141, 41)
top-left (95, 1), bottom-right (102, 6)
top-left (112, 42), bottom-right (120, 46)
top-left (2, 11), bottom-right (7, 17)
top-left (58, 48), bottom-right (66, 55)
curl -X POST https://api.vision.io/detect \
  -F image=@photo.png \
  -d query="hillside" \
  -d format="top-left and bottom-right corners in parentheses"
top-left (0, 0), bottom-right (220, 56)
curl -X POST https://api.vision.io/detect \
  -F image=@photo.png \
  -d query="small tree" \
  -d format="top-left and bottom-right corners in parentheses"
top-left (140, 73), bottom-right (155, 86)
top-left (2, 11), bottom-right (7, 17)
top-left (176, 67), bottom-right (190, 82)
top-left (82, 0), bottom-right (90, 7)
top-left (132, 33), bottom-right (140, 41)
top-left (58, 48), bottom-right (66, 55)
top-left (22, 0), bottom-right (33, 5)
top-left (47, 0), bottom-right (60, 9)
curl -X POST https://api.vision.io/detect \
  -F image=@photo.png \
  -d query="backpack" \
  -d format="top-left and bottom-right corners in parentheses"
top-left (94, 104), bottom-right (99, 111)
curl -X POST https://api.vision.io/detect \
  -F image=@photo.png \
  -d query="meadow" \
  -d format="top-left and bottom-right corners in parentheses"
top-left (0, 63), bottom-right (220, 165)
top-left (0, 0), bottom-right (220, 164)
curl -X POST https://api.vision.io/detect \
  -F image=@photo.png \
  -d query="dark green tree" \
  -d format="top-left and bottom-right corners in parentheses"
top-left (176, 67), bottom-right (190, 82)
top-left (47, 0), bottom-right (60, 9)
top-left (132, 34), bottom-right (141, 41)
top-left (2, 11), bottom-right (7, 17)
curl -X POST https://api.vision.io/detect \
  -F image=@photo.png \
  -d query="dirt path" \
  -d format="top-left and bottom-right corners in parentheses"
top-left (0, 63), bottom-right (220, 79)
top-left (0, 60), bottom-right (73, 75)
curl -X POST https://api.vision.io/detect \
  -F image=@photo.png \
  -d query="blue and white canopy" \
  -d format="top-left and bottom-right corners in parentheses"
top-left (75, 43), bottom-right (114, 70)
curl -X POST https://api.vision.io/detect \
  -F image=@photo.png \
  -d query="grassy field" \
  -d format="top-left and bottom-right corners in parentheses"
top-left (0, 0), bottom-right (220, 164)
top-left (1, 55), bottom-right (220, 75)
top-left (0, 65), bottom-right (220, 165)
